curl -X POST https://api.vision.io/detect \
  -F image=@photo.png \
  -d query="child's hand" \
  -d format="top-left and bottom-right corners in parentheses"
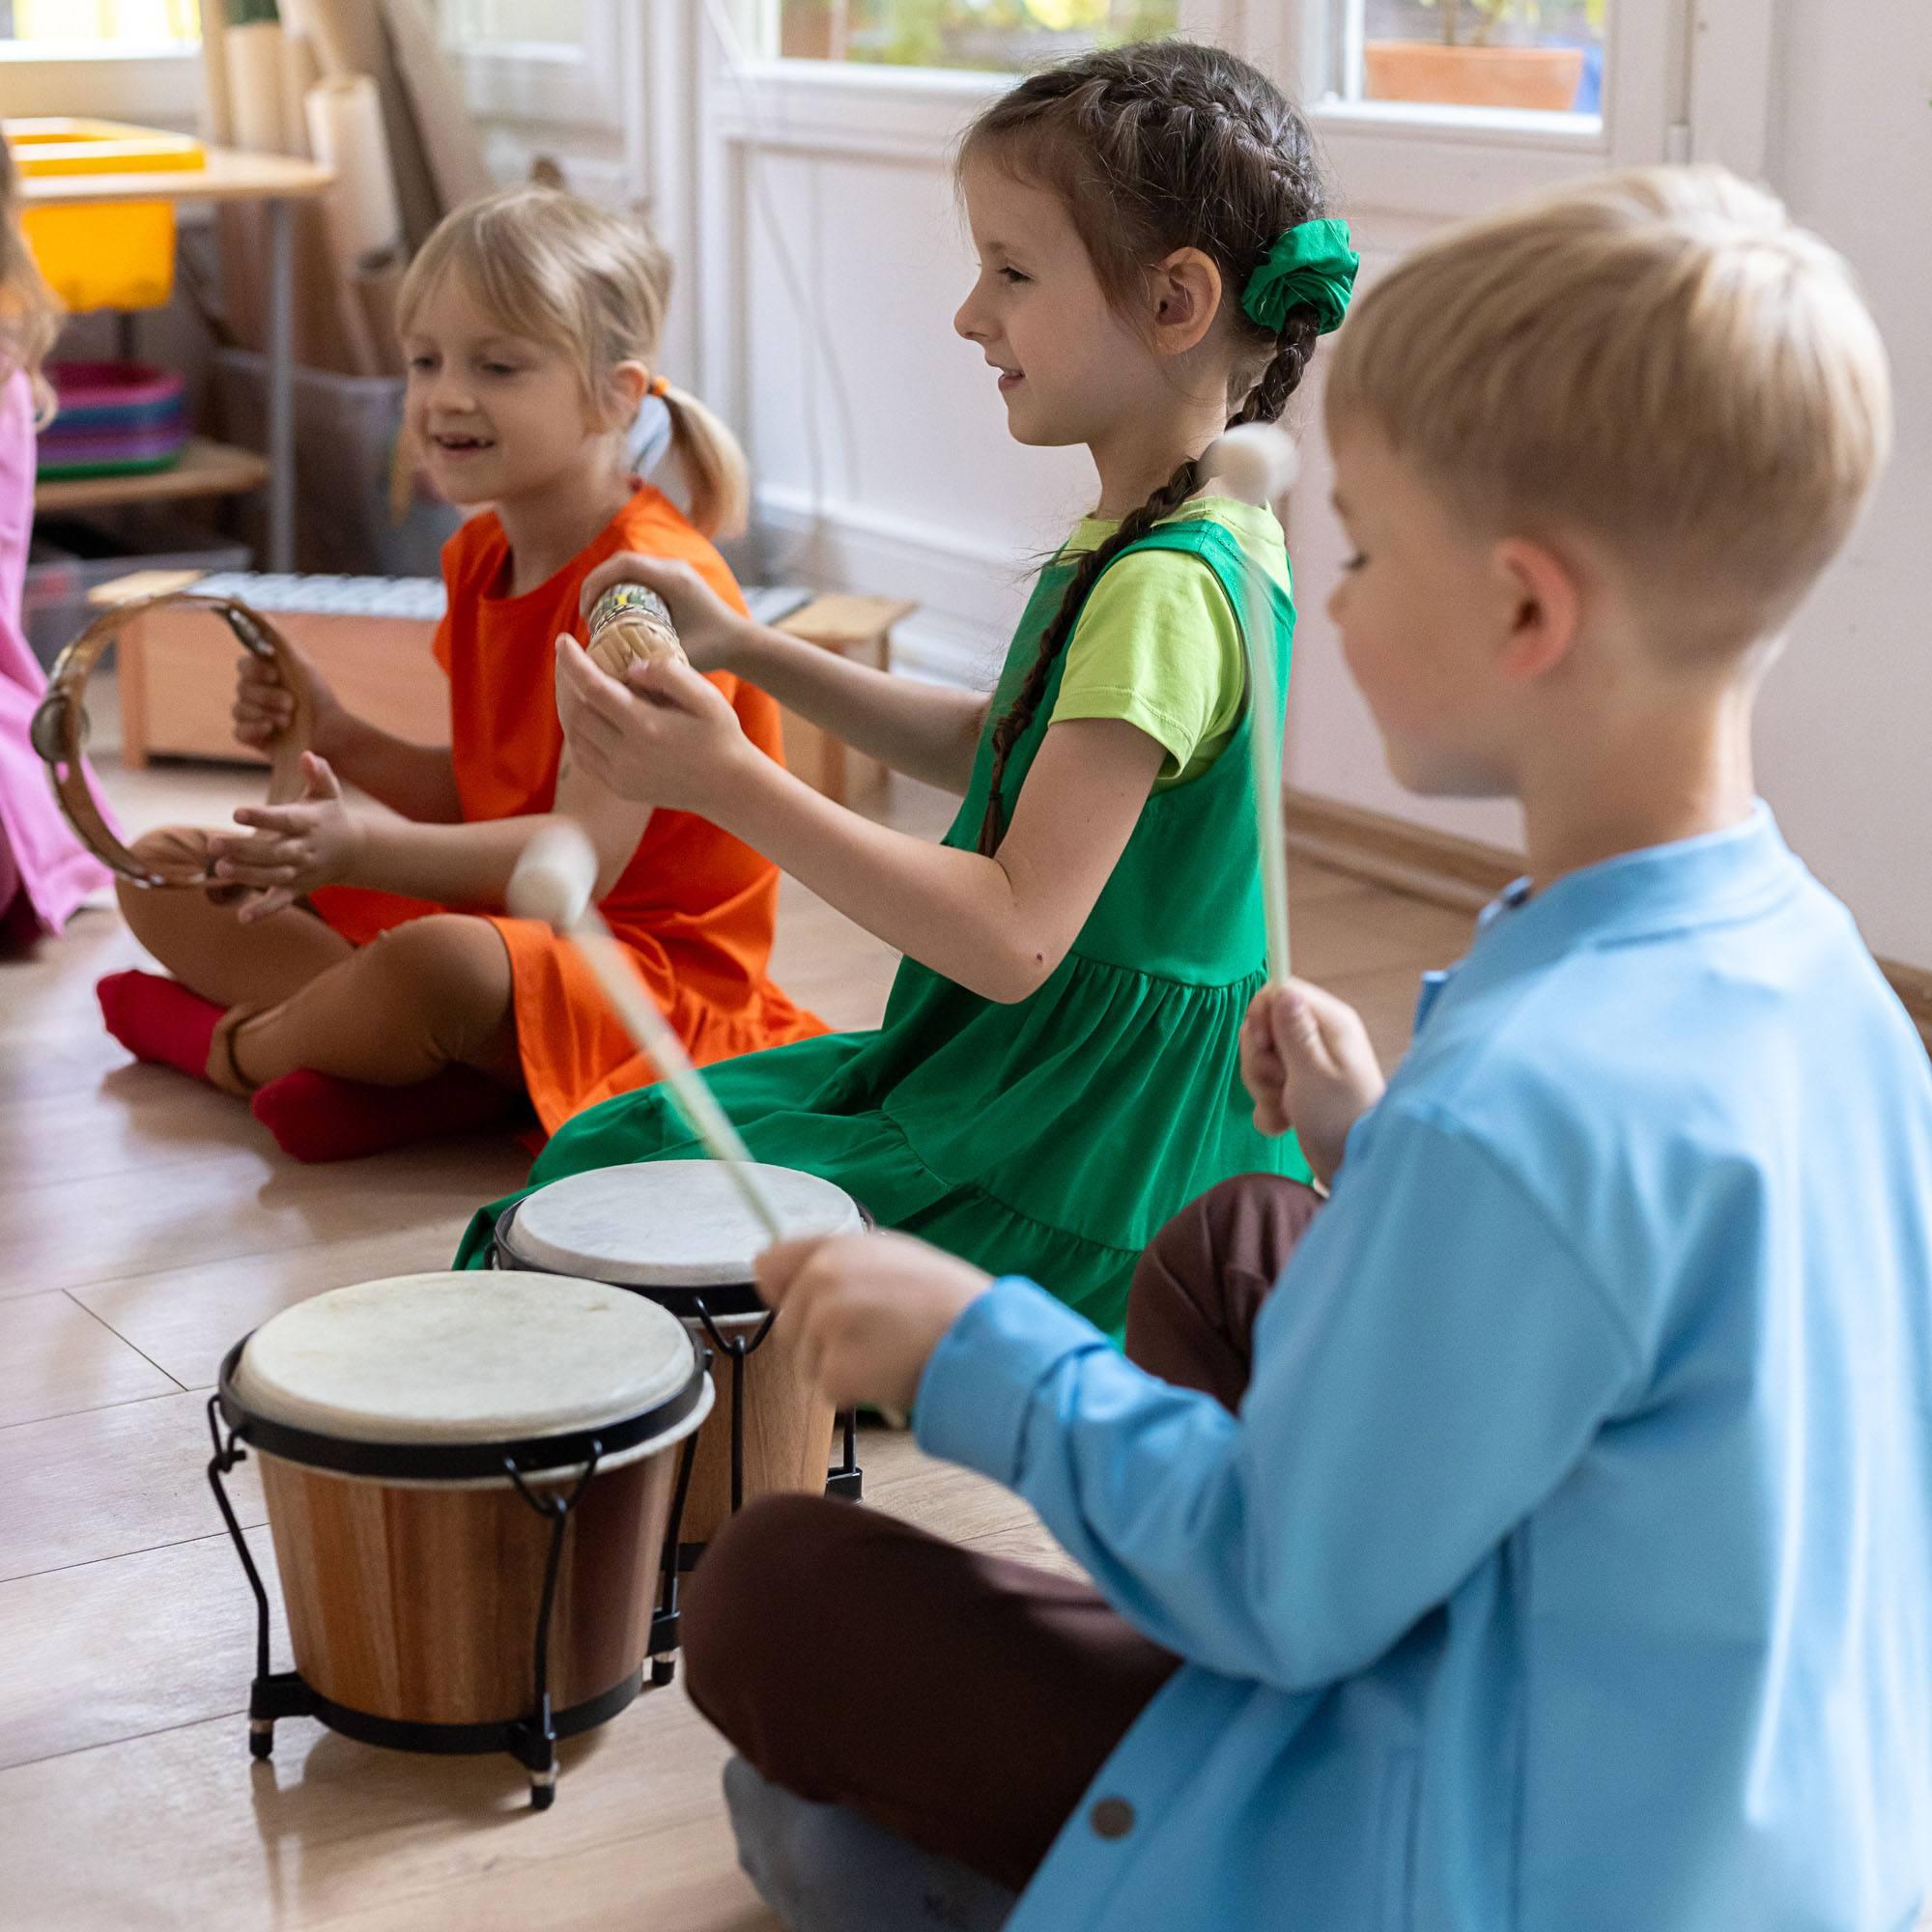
top-left (232, 645), bottom-right (343, 759)
top-left (1240, 980), bottom-right (1387, 1187)
top-left (755, 1230), bottom-right (993, 1417)
top-left (207, 753), bottom-right (363, 923)
top-left (578, 554), bottom-right (752, 674)
top-left (554, 635), bottom-right (749, 811)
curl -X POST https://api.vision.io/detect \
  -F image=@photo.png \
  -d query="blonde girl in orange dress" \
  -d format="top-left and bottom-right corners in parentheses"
top-left (99, 187), bottom-right (822, 1160)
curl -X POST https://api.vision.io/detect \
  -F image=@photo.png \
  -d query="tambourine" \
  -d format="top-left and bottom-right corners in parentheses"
top-left (29, 592), bottom-right (316, 889)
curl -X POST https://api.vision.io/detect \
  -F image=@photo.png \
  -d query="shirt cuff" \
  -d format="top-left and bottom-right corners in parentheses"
top-left (914, 1276), bottom-right (1109, 1485)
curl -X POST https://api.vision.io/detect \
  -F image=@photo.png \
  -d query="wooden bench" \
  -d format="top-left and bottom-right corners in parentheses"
top-left (99, 574), bottom-right (918, 809)
top-left (770, 593), bottom-right (918, 807)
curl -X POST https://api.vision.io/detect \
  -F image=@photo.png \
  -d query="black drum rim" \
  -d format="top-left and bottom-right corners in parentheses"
top-left (214, 1336), bottom-right (709, 1482)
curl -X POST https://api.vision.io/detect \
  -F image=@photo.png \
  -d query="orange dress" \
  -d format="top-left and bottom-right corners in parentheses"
top-left (310, 485), bottom-right (825, 1136)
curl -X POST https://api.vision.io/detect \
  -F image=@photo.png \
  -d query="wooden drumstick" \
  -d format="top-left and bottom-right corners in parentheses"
top-left (508, 824), bottom-right (785, 1243)
top-left (509, 823), bottom-right (912, 1430)
top-left (1202, 423), bottom-right (1301, 986)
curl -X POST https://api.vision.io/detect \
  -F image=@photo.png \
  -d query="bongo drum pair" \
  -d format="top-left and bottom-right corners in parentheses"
top-left (492, 1161), bottom-right (868, 1564)
top-left (209, 1272), bottom-right (709, 1807)
top-left (208, 1163), bottom-right (867, 1806)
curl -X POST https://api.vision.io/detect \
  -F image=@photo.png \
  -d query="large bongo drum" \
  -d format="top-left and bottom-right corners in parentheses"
top-left (206, 1271), bottom-right (710, 1807)
top-left (493, 1161), bottom-right (867, 1564)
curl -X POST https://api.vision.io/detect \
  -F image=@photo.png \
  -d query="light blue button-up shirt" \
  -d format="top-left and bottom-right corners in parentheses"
top-left (918, 806), bottom-right (1932, 1932)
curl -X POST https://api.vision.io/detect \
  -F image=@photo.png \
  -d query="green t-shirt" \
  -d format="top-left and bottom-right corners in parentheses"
top-left (1047, 496), bottom-right (1290, 787)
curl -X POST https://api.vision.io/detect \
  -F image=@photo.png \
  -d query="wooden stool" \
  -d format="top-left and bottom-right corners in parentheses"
top-left (774, 594), bottom-right (918, 808)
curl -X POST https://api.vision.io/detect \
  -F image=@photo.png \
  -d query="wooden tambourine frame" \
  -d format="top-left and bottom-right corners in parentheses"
top-left (30, 592), bottom-right (315, 889)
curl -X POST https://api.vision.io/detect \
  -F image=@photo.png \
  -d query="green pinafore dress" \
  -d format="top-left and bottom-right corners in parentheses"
top-left (457, 514), bottom-right (1311, 1338)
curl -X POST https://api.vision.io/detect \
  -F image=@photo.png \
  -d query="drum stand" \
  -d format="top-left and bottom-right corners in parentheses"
top-left (681, 1303), bottom-right (863, 1573)
top-left (206, 1395), bottom-right (698, 1810)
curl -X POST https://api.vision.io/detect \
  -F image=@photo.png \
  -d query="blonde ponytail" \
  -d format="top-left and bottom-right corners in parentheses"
top-left (658, 379), bottom-right (750, 540)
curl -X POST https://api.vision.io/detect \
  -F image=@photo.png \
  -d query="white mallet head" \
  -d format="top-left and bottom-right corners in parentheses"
top-left (1202, 423), bottom-right (1299, 507)
top-left (508, 821), bottom-right (600, 928)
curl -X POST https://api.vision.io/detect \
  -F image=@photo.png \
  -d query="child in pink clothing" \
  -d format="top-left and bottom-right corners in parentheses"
top-left (0, 132), bottom-right (109, 947)
top-left (0, 368), bottom-right (110, 947)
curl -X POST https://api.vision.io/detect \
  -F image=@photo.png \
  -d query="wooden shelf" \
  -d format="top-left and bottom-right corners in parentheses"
top-left (34, 438), bottom-right (270, 515)
top-left (16, 148), bottom-right (332, 209)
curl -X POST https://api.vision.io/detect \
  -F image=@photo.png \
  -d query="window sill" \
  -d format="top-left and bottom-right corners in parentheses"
top-left (1311, 98), bottom-right (1605, 149)
top-left (749, 58), bottom-right (1011, 98)
top-left (0, 41), bottom-right (195, 62)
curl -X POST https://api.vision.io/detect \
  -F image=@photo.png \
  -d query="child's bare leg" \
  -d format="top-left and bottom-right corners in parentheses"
top-left (212, 913), bottom-right (520, 1095)
top-left (115, 825), bottom-right (352, 1009)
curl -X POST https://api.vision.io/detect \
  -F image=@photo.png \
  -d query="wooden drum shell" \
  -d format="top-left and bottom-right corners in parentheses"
top-left (678, 1311), bottom-right (838, 1549)
top-left (258, 1444), bottom-right (679, 1728)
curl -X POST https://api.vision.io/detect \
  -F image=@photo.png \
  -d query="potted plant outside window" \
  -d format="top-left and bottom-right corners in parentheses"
top-left (1364, 0), bottom-right (1602, 113)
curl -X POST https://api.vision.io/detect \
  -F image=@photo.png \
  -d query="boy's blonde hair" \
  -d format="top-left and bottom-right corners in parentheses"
top-left (0, 133), bottom-right (61, 427)
top-left (399, 186), bottom-right (749, 539)
top-left (1325, 166), bottom-right (1891, 648)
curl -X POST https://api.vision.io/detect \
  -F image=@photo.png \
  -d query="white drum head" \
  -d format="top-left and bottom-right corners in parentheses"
top-left (232, 1271), bottom-right (696, 1443)
top-left (509, 1162), bottom-right (863, 1288)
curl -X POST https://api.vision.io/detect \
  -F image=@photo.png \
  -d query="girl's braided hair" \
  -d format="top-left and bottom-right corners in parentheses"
top-left (962, 41), bottom-right (1331, 854)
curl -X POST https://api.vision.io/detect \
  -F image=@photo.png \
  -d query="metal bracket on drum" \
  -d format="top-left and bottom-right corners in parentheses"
top-left (205, 1394), bottom-right (699, 1811)
top-left (828, 1408), bottom-right (863, 1502)
top-left (648, 1420), bottom-right (703, 1676)
top-left (674, 1308), bottom-right (865, 1573)
top-left (692, 1298), bottom-right (778, 1521)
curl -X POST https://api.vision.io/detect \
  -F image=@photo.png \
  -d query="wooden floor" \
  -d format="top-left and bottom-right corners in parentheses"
top-left (0, 739), bottom-right (1477, 1931)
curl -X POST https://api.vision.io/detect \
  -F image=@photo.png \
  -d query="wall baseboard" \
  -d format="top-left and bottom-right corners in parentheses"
top-left (753, 486), bottom-right (1015, 689)
top-left (1285, 789), bottom-right (1932, 1056)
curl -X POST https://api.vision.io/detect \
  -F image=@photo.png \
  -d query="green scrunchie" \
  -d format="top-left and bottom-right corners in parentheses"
top-left (1241, 217), bottom-right (1360, 337)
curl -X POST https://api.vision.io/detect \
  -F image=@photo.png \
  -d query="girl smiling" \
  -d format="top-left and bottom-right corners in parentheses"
top-left (459, 44), bottom-right (1358, 1335)
top-left (101, 187), bottom-right (823, 1160)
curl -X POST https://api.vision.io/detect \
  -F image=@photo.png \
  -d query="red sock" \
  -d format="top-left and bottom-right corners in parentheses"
top-left (249, 1065), bottom-right (524, 1163)
top-left (98, 970), bottom-right (223, 1084)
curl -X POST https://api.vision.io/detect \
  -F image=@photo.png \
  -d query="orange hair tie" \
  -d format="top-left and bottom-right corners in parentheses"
top-left (647, 375), bottom-right (669, 399)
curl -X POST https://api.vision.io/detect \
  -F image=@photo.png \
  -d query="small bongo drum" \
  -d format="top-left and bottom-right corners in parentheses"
top-left (206, 1271), bottom-right (710, 1807)
top-left (493, 1161), bottom-right (867, 1564)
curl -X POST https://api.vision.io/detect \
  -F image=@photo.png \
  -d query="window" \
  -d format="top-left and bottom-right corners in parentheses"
top-left (1328, 0), bottom-right (1606, 123)
top-left (2, 0), bottom-right (197, 44)
top-left (777, 0), bottom-right (1181, 72)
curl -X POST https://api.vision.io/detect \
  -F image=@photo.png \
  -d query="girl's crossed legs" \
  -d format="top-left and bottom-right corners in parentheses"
top-left (681, 1172), bottom-right (1321, 1894)
top-left (114, 824), bottom-right (521, 1096)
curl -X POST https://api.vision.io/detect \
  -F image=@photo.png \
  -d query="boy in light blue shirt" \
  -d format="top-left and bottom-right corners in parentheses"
top-left (679, 167), bottom-right (1932, 1932)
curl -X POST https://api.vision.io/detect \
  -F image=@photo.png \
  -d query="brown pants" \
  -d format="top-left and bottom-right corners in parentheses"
top-left (118, 826), bottom-right (522, 1095)
top-left (682, 1173), bottom-right (1321, 1894)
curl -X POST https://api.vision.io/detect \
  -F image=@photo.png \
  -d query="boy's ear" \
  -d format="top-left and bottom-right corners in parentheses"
top-left (1150, 247), bottom-right (1224, 357)
top-left (1491, 537), bottom-right (1582, 682)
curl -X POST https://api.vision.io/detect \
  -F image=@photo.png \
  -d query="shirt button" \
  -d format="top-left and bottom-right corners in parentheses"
top-left (1089, 1797), bottom-right (1135, 1840)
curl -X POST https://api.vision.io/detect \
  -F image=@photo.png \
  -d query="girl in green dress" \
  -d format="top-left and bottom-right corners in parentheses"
top-left (459, 41), bottom-right (1358, 1340)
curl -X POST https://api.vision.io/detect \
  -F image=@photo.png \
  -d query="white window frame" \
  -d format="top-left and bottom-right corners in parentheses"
top-left (1281, 0), bottom-right (1683, 219)
top-left (706, 0), bottom-right (1775, 213)
top-left (440, 1), bottom-right (628, 146)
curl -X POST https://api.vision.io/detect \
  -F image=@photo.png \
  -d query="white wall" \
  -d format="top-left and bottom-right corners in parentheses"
top-left (1280, 0), bottom-right (1932, 961)
top-left (714, 79), bottom-right (1096, 681)
top-left (1744, 0), bottom-right (1932, 967)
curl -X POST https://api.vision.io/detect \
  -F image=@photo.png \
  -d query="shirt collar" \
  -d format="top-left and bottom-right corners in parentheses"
top-left (1415, 803), bottom-right (1804, 1027)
